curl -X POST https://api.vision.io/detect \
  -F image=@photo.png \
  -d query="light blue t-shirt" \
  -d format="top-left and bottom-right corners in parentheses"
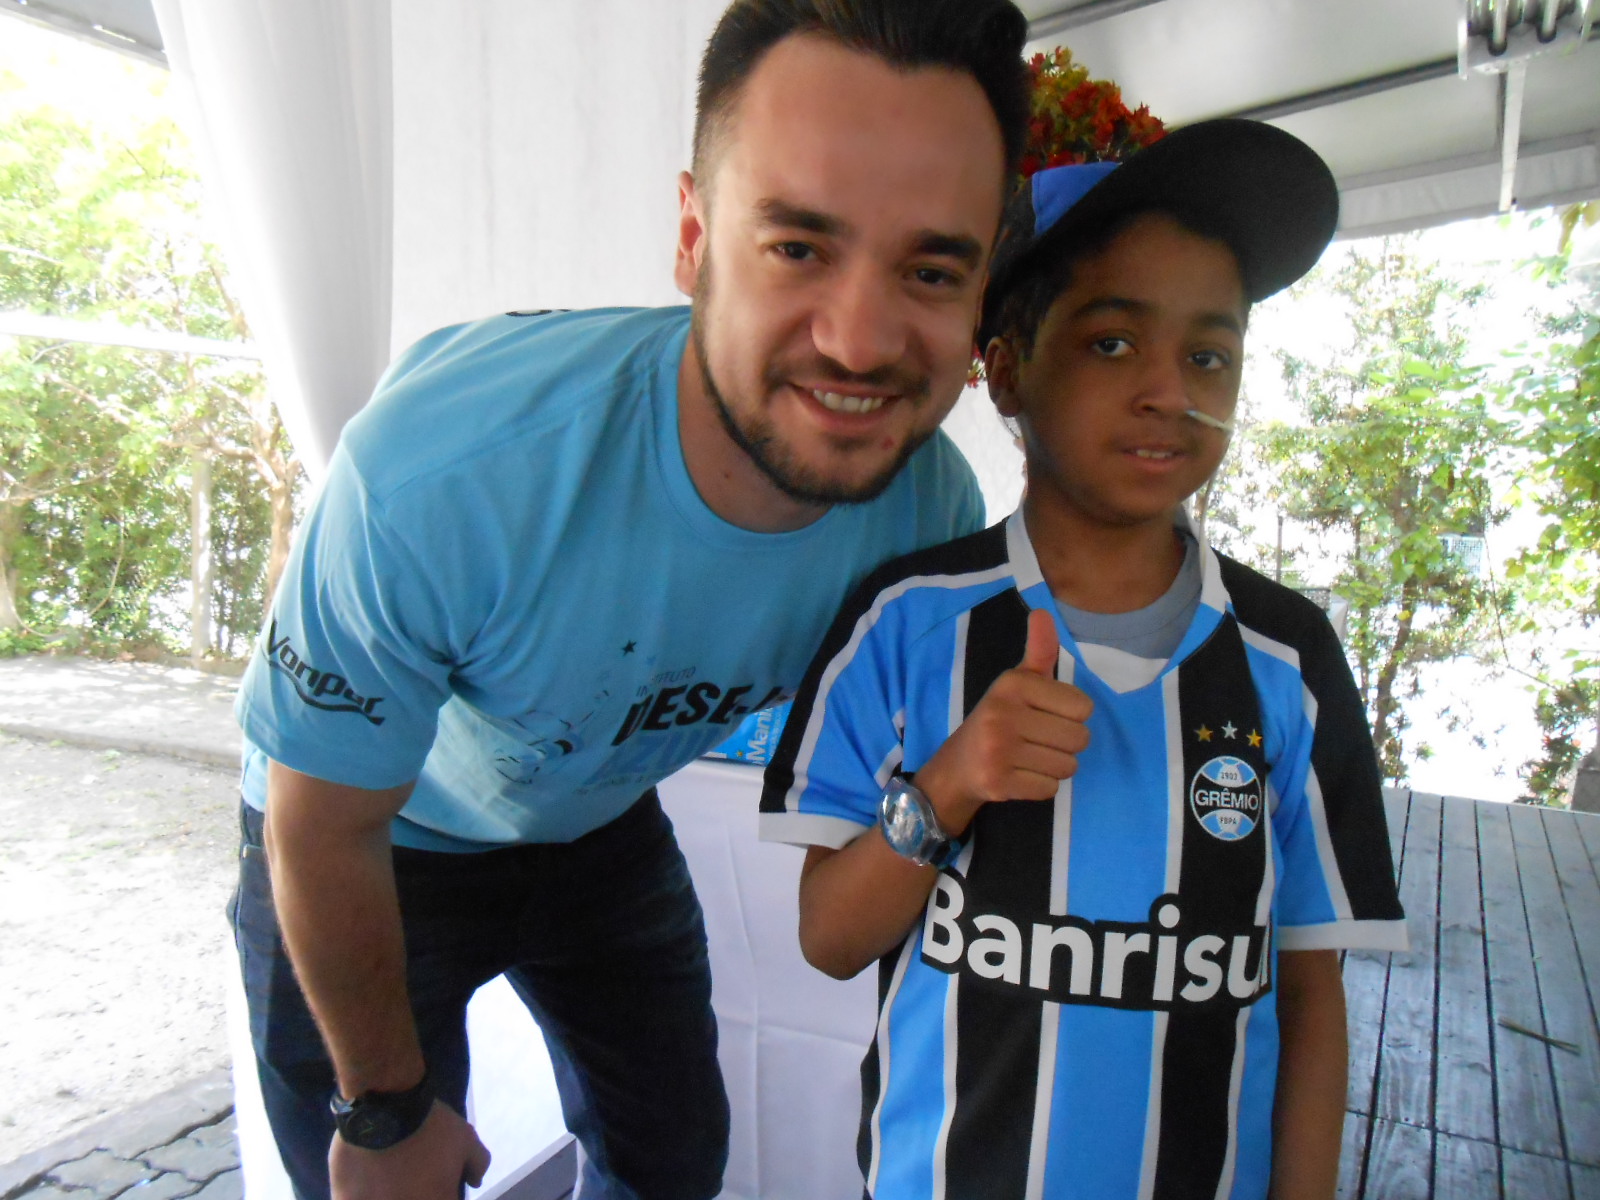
top-left (237, 306), bottom-right (983, 849)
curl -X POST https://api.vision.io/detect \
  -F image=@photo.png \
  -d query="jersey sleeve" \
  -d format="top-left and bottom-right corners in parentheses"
top-left (760, 577), bottom-right (911, 849)
top-left (234, 443), bottom-right (458, 790)
top-left (1270, 613), bottom-right (1409, 952)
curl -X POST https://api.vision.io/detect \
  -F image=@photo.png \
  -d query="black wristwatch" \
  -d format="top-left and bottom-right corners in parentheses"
top-left (879, 775), bottom-right (965, 869)
top-left (330, 1073), bottom-right (436, 1150)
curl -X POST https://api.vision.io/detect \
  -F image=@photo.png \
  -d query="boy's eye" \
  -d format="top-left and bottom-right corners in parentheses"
top-left (1191, 349), bottom-right (1232, 371)
top-left (1091, 336), bottom-right (1133, 357)
top-left (773, 242), bottom-right (816, 262)
top-left (911, 266), bottom-right (960, 288)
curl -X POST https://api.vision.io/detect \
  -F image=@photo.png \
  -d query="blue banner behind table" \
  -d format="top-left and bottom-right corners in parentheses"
top-left (702, 702), bottom-right (791, 767)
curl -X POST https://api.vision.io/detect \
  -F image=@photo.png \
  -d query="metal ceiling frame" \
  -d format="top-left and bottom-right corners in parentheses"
top-left (1027, 0), bottom-right (1171, 39)
top-left (1029, 0), bottom-right (1600, 217)
top-left (0, 0), bottom-right (166, 68)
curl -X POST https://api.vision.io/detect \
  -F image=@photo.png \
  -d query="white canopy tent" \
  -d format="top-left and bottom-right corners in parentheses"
top-left (5, 1), bottom-right (1597, 1196)
top-left (6, 0), bottom-right (1595, 477)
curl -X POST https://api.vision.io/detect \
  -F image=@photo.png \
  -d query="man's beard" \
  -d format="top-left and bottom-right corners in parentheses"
top-left (690, 261), bottom-right (934, 507)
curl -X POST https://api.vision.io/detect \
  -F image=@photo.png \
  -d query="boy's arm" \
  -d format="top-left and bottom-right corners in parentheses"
top-left (798, 610), bottom-right (1091, 979)
top-left (1271, 949), bottom-right (1347, 1200)
top-left (799, 837), bottom-right (941, 979)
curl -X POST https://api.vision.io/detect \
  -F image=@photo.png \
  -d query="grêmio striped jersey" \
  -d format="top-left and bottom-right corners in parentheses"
top-left (760, 513), bottom-right (1407, 1200)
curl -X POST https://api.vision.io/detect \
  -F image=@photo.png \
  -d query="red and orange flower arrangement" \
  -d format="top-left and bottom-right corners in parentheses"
top-left (969, 48), bottom-right (1168, 382)
top-left (1016, 46), bottom-right (1166, 183)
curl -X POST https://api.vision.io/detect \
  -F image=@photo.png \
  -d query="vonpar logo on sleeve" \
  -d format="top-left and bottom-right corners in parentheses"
top-left (264, 621), bottom-right (386, 725)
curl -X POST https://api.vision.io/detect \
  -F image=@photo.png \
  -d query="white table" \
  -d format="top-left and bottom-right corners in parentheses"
top-left (230, 759), bottom-right (878, 1199)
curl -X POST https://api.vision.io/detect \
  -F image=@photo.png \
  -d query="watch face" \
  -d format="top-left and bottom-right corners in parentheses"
top-left (883, 787), bottom-right (933, 855)
top-left (342, 1105), bottom-right (404, 1149)
top-left (331, 1083), bottom-right (434, 1151)
top-left (882, 780), bottom-right (952, 865)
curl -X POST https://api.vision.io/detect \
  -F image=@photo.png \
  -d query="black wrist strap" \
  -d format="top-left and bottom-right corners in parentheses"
top-left (330, 1072), bottom-right (436, 1150)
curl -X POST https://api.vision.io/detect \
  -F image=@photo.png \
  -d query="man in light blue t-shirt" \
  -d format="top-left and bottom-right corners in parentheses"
top-left (231, 4), bottom-right (1046, 1200)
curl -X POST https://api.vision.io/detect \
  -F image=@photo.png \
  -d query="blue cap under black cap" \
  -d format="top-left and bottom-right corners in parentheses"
top-left (977, 118), bottom-right (1339, 347)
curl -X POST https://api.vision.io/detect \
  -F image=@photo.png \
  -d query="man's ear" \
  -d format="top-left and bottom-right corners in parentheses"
top-left (674, 171), bottom-right (708, 298)
top-left (985, 336), bottom-right (1024, 418)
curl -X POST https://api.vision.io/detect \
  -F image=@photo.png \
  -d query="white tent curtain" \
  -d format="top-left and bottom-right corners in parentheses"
top-left (151, 0), bottom-right (394, 477)
top-left (388, 0), bottom-right (729, 355)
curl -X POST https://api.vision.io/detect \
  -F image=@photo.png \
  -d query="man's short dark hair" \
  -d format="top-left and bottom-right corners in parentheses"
top-left (693, 0), bottom-right (1031, 184)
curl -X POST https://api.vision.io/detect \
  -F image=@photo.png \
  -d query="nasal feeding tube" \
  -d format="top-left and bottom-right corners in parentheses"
top-left (1184, 408), bottom-right (1235, 435)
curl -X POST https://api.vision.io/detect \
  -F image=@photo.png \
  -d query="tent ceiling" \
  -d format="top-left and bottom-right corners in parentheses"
top-left (1, 0), bottom-right (163, 64)
top-left (1020, 0), bottom-right (1600, 237)
top-left (4, 0), bottom-right (1596, 237)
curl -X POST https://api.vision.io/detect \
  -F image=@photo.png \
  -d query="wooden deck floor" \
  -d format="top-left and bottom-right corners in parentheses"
top-left (1341, 791), bottom-right (1600, 1199)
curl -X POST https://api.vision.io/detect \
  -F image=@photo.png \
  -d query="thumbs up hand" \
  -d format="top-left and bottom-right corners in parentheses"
top-left (1018, 606), bottom-right (1061, 676)
top-left (913, 608), bottom-right (1093, 839)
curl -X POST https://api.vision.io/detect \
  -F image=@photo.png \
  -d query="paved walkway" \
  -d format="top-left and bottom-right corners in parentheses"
top-left (0, 1070), bottom-right (239, 1200)
top-left (0, 657), bottom-right (244, 1199)
top-left (0, 656), bottom-right (241, 769)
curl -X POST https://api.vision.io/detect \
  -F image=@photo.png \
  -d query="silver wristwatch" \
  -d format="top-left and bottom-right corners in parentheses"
top-left (878, 775), bottom-right (964, 868)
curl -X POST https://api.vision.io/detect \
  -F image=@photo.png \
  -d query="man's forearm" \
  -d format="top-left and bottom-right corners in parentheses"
top-left (264, 761), bottom-right (424, 1097)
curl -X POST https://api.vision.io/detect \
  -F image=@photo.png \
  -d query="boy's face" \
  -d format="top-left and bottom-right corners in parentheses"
top-left (988, 213), bottom-right (1246, 533)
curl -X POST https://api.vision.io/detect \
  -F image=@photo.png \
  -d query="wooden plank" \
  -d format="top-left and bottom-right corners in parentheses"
top-left (1502, 1146), bottom-right (1571, 1199)
top-left (1378, 791), bottom-right (1444, 1128)
top-left (1434, 1132), bottom-right (1499, 1200)
top-left (1546, 811), bottom-right (1600, 1009)
top-left (1512, 805), bottom-right (1600, 1167)
top-left (1435, 796), bottom-right (1497, 1144)
top-left (1479, 803), bottom-right (1564, 1158)
top-left (1346, 791), bottom-right (1411, 1116)
top-left (1364, 1118), bottom-right (1433, 1199)
top-left (1572, 1162), bottom-right (1600, 1199)
top-left (1384, 788), bottom-right (1411, 861)
top-left (1577, 811), bottom-right (1600, 887)
top-left (1338, 1112), bottom-right (1369, 1200)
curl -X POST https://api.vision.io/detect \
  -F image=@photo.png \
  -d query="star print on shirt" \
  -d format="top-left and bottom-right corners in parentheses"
top-left (622, 642), bottom-right (637, 656)
top-left (1195, 725), bottom-right (1213, 742)
top-left (1248, 729), bottom-right (1264, 748)
top-left (1222, 721), bottom-right (1239, 739)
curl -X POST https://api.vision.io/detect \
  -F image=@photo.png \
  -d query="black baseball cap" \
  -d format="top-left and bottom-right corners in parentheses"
top-left (977, 118), bottom-right (1339, 347)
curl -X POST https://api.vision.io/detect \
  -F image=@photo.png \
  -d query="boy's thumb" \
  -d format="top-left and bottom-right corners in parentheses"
top-left (1019, 609), bottom-right (1059, 676)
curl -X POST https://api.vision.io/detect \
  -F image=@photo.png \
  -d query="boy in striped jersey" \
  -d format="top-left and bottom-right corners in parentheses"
top-left (760, 120), bottom-right (1407, 1199)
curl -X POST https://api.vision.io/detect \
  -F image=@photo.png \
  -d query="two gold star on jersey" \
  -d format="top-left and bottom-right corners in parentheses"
top-left (1194, 721), bottom-right (1264, 748)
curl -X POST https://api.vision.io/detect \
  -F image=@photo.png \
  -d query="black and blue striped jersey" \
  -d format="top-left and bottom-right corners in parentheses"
top-left (760, 513), bottom-right (1407, 1200)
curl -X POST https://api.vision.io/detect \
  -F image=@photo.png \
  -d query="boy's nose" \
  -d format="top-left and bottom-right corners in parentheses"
top-left (1134, 354), bottom-right (1189, 416)
top-left (811, 270), bottom-right (909, 376)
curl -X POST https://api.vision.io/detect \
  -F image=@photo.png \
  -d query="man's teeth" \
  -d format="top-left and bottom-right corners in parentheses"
top-left (1133, 448), bottom-right (1177, 460)
top-left (813, 390), bottom-right (887, 415)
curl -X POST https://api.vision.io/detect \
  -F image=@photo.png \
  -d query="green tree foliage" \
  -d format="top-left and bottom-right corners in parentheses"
top-left (1253, 240), bottom-right (1512, 783)
top-left (0, 41), bottom-right (297, 657)
top-left (1502, 204), bottom-right (1599, 802)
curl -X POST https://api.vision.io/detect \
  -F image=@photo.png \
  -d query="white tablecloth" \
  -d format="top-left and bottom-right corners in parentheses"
top-left (230, 759), bottom-right (878, 1199)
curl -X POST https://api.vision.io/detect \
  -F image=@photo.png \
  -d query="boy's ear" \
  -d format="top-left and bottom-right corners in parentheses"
top-left (984, 336), bottom-right (1023, 418)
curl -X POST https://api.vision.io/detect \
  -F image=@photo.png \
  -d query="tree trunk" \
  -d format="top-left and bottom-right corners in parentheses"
top-left (189, 449), bottom-right (214, 659)
top-left (263, 473), bottom-right (295, 628)
top-left (0, 502), bottom-right (23, 632)
top-left (1370, 580), bottom-right (1418, 780)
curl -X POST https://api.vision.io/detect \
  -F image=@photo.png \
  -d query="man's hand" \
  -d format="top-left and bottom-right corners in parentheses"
top-left (329, 1100), bottom-right (491, 1200)
top-left (916, 608), bottom-right (1093, 836)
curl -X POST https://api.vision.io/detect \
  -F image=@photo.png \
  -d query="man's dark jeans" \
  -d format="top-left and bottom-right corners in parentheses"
top-left (230, 790), bottom-right (730, 1200)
